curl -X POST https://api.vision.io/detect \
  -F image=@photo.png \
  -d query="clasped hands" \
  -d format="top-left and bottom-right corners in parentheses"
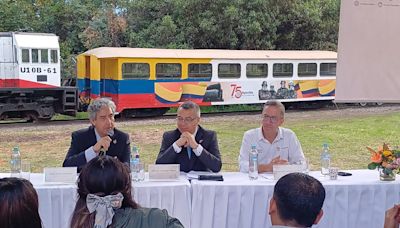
top-left (259, 155), bottom-right (288, 173)
top-left (176, 132), bottom-right (198, 150)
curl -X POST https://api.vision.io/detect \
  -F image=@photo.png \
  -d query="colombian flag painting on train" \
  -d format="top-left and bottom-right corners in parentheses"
top-left (76, 48), bottom-right (336, 116)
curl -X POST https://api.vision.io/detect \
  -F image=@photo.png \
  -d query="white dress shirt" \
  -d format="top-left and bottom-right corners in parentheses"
top-left (238, 127), bottom-right (304, 172)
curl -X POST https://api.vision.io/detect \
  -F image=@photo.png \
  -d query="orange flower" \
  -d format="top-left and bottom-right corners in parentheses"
top-left (371, 152), bottom-right (382, 163)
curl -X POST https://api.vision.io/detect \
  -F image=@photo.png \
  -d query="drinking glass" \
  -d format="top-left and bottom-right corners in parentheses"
top-left (21, 161), bottom-right (31, 180)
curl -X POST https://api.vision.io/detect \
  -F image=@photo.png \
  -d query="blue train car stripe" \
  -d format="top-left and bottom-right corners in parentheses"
top-left (79, 78), bottom-right (210, 95)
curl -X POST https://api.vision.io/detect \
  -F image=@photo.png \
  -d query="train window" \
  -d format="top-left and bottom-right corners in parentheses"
top-left (22, 49), bottom-right (29, 63)
top-left (298, 63), bottom-right (317, 77)
top-left (273, 63), bottom-right (293, 77)
top-left (51, 50), bottom-right (58, 63)
top-left (156, 63), bottom-right (181, 79)
top-left (320, 63), bottom-right (336, 76)
top-left (188, 64), bottom-right (212, 79)
top-left (218, 64), bottom-right (241, 78)
top-left (40, 49), bottom-right (48, 63)
top-left (246, 64), bottom-right (268, 78)
top-left (122, 63), bottom-right (150, 79)
top-left (32, 49), bottom-right (39, 63)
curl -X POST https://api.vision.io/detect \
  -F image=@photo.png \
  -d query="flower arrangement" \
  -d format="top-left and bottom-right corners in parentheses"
top-left (367, 143), bottom-right (400, 179)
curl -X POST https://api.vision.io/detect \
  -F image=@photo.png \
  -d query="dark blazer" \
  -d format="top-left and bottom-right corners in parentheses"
top-left (156, 126), bottom-right (222, 172)
top-left (63, 126), bottom-right (131, 171)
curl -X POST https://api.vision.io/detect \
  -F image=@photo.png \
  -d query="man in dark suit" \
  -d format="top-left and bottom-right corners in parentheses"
top-left (63, 98), bottom-right (130, 171)
top-left (156, 101), bottom-right (222, 172)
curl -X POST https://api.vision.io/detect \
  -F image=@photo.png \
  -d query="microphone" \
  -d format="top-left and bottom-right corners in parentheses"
top-left (99, 129), bottom-right (115, 156)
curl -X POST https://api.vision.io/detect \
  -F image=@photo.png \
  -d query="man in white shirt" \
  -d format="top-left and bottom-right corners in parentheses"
top-left (239, 100), bottom-right (305, 173)
top-left (269, 173), bottom-right (325, 227)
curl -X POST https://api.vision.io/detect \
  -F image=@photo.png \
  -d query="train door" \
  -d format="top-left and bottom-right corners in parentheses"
top-left (0, 33), bottom-right (17, 87)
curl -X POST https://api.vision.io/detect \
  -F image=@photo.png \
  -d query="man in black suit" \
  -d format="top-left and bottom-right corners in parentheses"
top-left (63, 98), bottom-right (130, 171)
top-left (156, 101), bottom-right (222, 172)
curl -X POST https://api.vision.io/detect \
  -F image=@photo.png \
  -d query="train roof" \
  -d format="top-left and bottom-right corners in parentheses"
top-left (82, 47), bottom-right (337, 60)
top-left (0, 32), bottom-right (59, 49)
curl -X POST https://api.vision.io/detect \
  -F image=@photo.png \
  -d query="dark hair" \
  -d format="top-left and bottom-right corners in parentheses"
top-left (70, 156), bottom-right (139, 228)
top-left (273, 173), bottom-right (325, 227)
top-left (178, 101), bottom-right (201, 117)
top-left (0, 178), bottom-right (42, 228)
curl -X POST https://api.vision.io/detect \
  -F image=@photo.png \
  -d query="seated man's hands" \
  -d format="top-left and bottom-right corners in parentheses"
top-left (93, 136), bottom-right (112, 154)
top-left (176, 132), bottom-right (199, 150)
top-left (181, 132), bottom-right (199, 149)
top-left (175, 135), bottom-right (188, 147)
top-left (258, 155), bottom-right (288, 173)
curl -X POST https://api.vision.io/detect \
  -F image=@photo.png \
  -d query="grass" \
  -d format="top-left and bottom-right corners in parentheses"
top-left (0, 109), bottom-right (399, 173)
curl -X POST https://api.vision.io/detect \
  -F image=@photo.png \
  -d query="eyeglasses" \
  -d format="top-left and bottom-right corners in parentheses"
top-left (176, 117), bottom-right (197, 124)
top-left (261, 114), bottom-right (280, 123)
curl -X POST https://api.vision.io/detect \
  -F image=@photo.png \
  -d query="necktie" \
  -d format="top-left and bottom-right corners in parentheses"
top-left (187, 147), bottom-right (192, 159)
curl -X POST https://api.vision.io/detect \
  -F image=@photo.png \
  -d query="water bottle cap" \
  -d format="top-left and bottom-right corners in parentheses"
top-left (251, 145), bottom-right (257, 149)
top-left (323, 143), bottom-right (328, 148)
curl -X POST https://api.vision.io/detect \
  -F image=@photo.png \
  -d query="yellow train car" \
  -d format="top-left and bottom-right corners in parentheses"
top-left (77, 48), bottom-right (337, 116)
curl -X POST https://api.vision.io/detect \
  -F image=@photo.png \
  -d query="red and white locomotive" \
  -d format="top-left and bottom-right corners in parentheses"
top-left (0, 32), bottom-right (77, 121)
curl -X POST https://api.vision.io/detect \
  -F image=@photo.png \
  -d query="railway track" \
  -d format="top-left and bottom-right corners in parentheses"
top-left (1, 103), bottom-right (395, 127)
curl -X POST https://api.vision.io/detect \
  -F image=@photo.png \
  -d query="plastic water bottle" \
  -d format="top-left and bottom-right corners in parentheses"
top-left (320, 143), bottom-right (331, 175)
top-left (249, 145), bottom-right (258, 180)
top-left (130, 146), bottom-right (140, 181)
top-left (10, 146), bottom-right (21, 177)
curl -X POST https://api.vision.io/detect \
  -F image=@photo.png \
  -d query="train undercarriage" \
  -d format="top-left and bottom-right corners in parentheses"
top-left (0, 87), bottom-right (77, 122)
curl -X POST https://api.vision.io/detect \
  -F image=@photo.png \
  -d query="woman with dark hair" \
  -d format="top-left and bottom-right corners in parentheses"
top-left (70, 155), bottom-right (183, 228)
top-left (0, 177), bottom-right (42, 228)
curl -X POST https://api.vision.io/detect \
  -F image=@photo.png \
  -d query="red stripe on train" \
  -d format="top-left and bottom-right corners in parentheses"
top-left (0, 79), bottom-right (56, 88)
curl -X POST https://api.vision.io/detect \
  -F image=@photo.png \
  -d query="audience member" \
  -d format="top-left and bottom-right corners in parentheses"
top-left (0, 177), bottom-right (42, 228)
top-left (384, 204), bottom-right (400, 228)
top-left (63, 98), bottom-right (131, 171)
top-left (239, 100), bottom-right (304, 173)
top-left (156, 101), bottom-right (222, 172)
top-left (70, 155), bottom-right (183, 228)
top-left (269, 173), bottom-right (325, 227)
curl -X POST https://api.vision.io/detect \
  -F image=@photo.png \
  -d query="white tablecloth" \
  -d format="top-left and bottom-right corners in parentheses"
top-left (0, 173), bottom-right (191, 228)
top-left (2, 170), bottom-right (400, 228)
top-left (190, 170), bottom-right (400, 228)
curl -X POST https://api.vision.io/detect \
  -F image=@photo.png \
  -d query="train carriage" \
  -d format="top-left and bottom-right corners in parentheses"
top-left (77, 48), bottom-right (337, 117)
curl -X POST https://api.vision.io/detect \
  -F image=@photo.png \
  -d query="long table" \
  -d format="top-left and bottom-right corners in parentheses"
top-left (1, 170), bottom-right (400, 228)
top-left (191, 170), bottom-right (400, 228)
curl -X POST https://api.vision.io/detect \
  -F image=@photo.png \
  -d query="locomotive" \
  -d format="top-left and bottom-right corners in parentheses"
top-left (0, 32), bottom-right (77, 121)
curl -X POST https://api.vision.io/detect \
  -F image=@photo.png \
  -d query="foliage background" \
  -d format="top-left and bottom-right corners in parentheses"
top-left (0, 0), bottom-right (340, 79)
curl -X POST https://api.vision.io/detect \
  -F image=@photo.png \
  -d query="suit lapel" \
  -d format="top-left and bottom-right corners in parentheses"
top-left (195, 126), bottom-right (205, 145)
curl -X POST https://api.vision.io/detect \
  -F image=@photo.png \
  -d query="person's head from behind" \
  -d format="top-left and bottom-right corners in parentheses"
top-left (88, 98), bottom-right (116, 137)
top-left (0, 177), bottom-right (42, 228)
top-left (176, 101), bottom-right (201, 134)
top-left (71, 156), bottom-right (138, 228)
top-left (269, 173), bottom-right (325, 227)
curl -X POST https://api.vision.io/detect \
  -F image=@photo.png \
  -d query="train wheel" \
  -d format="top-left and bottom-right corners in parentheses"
top-left (25, 112), bottom-right (39, 123)
top-left (121, 108), bottom-right (169, 118)
top-left (359, 102), bottom-right (368, 107)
